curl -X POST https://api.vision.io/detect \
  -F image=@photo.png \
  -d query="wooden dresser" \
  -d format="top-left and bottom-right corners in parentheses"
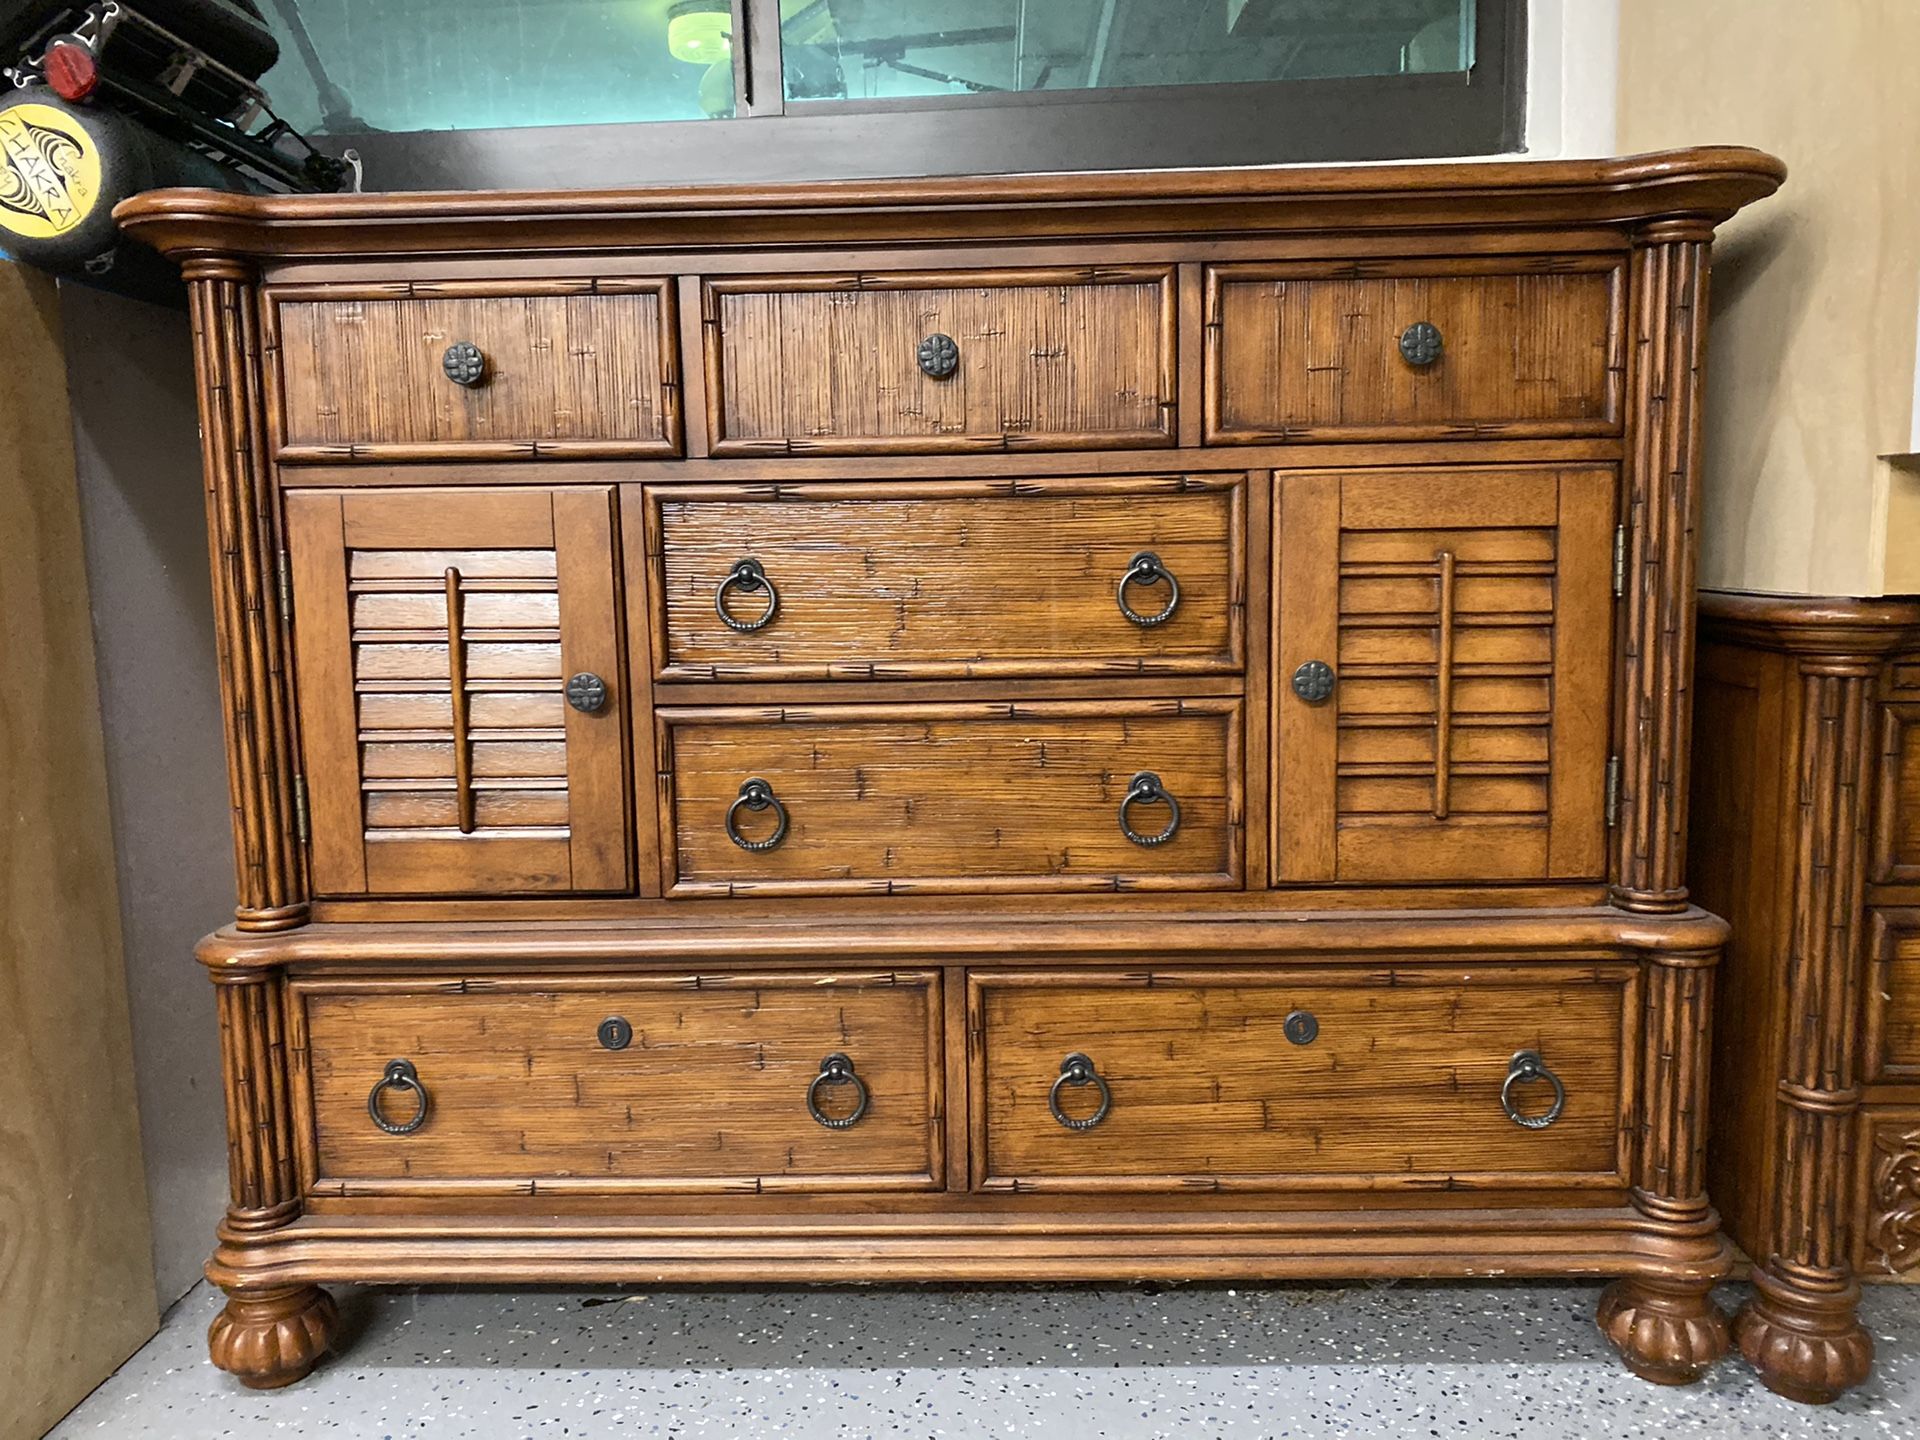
top-left (1692, 592), bottom-right (1920, 1402)
top-left (115, 149), bottom-right (1782, 1393)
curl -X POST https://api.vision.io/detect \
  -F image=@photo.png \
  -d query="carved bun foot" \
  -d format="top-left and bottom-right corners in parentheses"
top-left (1596, 1276), bottom-right (1730, 1386)
top-left (1734, 1266), bottom-right (1873, 1405)
top-left (208, 1284), bottom-right (338, 1390)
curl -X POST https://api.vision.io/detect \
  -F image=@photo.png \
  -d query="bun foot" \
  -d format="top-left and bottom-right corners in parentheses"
top-left (1596, 1276), bottom-right (1730, 1386)
top-left (1734, 1266), bottom-right (1873, 1404)
top-left (208, 1284), bottom-right (338, 1390)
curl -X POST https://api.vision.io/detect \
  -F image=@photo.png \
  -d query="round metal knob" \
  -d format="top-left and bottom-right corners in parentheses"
top-left (725, 777), bottom-right (789, 852)
top-left (442, 340), bottom-right (487, 387)
top-left (1500, 1050), bottom-right (1566, 1130)
top-left (566, 672), bottom-right (609, 713)
top-left (1049, 1052), bottom-right (1112, 1131)
top-left (1398, 321), bottom-right (1443, 368)
top-left (917, 332), bottom-right (959, 379)
top-left (1291, 659), bottom-right (1336, 703)
top-left (1118, 770), bottom-right (1181, 847)
top-left (366, 1058), bottom-right (430, 1135)
top-left (1116, 551), bottom-right (1180, 627)
top-left (715, 559), bottom-right (778, 633)
top-left (806, 1052), bottom-right (870, 1130)
top-left (1284, 1010), bottom-right (1319, 1046)
top-left (598, 1016), bottom-right (633, 1051)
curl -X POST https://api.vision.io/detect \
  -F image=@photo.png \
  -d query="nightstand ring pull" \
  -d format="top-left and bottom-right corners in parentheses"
top-left (715, 558), bottom-right (779, 633)
top-left (367, 1059), bottom-right (430, 1135)
top-left (1049, 1052), bottom-right (1112, 1131)
top-left (1116, 550), bottom-right (1180, 627)
top-left (807, 1052), bottom-right (870, 1130)
top-left (725, 777), bottom-right (789, 852)
top-left (1118, 770), bottom-right (1180, 847)
top-left (1500, 1050), bottom-right (1566, 1130)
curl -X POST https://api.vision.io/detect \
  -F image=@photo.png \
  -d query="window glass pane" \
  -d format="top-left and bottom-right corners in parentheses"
top-left (256, 0), bottom-right (734, 136)
top-left (782, 0), bottom-right (1473, 104)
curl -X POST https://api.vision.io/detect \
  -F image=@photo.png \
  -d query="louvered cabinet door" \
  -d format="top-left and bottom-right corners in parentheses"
top-left (285, 487), bottom-right (629, 896)
top-left (1274, 466), bottom-right (1614, 884)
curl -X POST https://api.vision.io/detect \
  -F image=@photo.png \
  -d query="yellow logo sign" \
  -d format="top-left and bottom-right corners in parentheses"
top-left (0, 102), bottom-right (101, 240)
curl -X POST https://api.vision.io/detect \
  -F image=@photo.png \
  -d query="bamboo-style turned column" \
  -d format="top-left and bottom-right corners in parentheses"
top-left (183, 260), bottom-right (307, 930)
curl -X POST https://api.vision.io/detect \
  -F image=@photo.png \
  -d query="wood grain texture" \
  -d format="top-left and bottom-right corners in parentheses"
top-left (270, 279), bottom-right (679, 460)
top-left (703, 268), bottom-right (1176, 455)
top-left (648, 475), bottom-right (1243, 680)
top-left (969, 966), bottom-right (1633, 1191)
top-left (1207, 257), bottom-right (1624, 443)
top-left (657, 699), bottom-right (1241, 896)
top-left (293, 971), bottom-right (941, 1194)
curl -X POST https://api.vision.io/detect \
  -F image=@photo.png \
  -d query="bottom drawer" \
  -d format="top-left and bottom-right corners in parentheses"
top-left (970, 965), bottom-right (1634, 1192)
top-left (294, 970), bottom-right (944, 1195)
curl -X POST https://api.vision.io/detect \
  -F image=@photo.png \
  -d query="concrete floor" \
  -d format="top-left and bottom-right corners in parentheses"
top-left (46, 1279), bottom-right (1920, 1438)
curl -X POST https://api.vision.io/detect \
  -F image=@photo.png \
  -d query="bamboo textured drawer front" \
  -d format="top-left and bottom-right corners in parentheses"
top-left (970, 967), bottom-right (1633, 1192)
top-left (270, 280), bottom-right (681, 460)
top-left (295, 971), bottom-right (943, 1195)
top-left (702, 268), bottom-right (1177, 455)
top-left (1206, 258), bottom-right (1623, 442)
top-left (657, 699), bottom-right (1241, 895)
top-left (645, 476), bottom-right (1244, 680)
top-left (1868, 911), bottom-right (1920, 1080)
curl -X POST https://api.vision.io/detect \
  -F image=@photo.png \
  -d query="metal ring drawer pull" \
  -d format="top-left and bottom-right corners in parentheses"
top-left (1049, 1052), bottom-right (1112, 1131)
top-left (1398, 320), bottom-right (1443, 368)
top-left (442, 340), bottom-right (487, 387)
top-left (715, 558), bottom-right (778, 633)
top-left (1116, 550), bottom-right (1180, 627)
top-left (1500, 1049), bottom-right (1566, 1130)
top-left (1118, 770), bottom-right (1180, 847)
top-left (366, 1058), bottom-right (430, 1135)
top-left (806, 1052), bottom-right (870, 1130)
top-left (725, 777), bottom-right (789, 852)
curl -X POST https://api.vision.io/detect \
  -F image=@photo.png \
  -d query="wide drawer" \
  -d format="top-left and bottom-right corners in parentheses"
top-left (644, 476), bottom-right (1244, 680)
top-left (701, 267), bottom-right (1177, 455)
top-left (970, 965), bottom-right (1634, 1192)
top-left (656, 699), bottom-right (1242, 896)
top-left (1206, 257), bottom-right (1623, 443)
top-left (269, 279), bottom-right (681, 460)
top-left (293, 971), bottom-right (943, 1195)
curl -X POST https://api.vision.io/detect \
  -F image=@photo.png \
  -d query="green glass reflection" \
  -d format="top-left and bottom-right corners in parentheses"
top-left (254, 0), bottom-right (734, 136)
top-left (782, 0), bottom-right (1474, 104)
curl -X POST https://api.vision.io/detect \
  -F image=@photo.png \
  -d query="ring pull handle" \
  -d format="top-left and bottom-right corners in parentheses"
top-left (725, 777), bottom-right (789, 852)
top-left (366, 1058), bottom-right (430, 1135)
top-left (1118, 770), bottom-right (1181, 847)
top-left (1049, 1052), bottom-right (1113, 1131)
top-left (442, 340), bottom-right (487, 387)
top-left (806, 1052), bottom-right (870, 1130)
top-left (715, 558), bottom-right (779, 633)
top-left (1500, 1049), bottom-right (1566, 1130)
top-left (1116, 550), bottom-right (1180, 627)
top-left (1398, 321), bottom-right (1443, 368)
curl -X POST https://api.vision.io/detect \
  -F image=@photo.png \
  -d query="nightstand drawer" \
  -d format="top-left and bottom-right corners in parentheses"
top-left (1206, 257), bottom-right (1623, 443)
top-left (970, 965), bottom-right (1634, 1192)
top-left (702, 267), bottom-right (1177, 455)
top-left (645, 475), bottom-right (1244, 680)
top-left (295, 971), bottom-right (943, 1195)
top-left (657, 699), bottom-right (1242, 896)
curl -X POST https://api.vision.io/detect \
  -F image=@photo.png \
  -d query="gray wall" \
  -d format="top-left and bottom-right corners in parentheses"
top-left (61, 282), bottom-right (232, 1305)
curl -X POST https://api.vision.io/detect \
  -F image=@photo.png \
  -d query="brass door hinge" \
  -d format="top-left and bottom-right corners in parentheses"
top-left (1612, 525), bottom-right (1628, 598)
top-left (1605, 755), bottom-right (1622, 828)
top-left (276, 550), bottom-right (293, 617)
top-left (293, 775), bottom-right (310, 845)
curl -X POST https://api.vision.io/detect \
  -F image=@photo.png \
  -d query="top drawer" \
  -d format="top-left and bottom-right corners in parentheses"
top-left (269, 280), bottom-right (682, 461)
top-left (702, 267), bottom-right (1177, 456)
top-left (1205, 257), bottom-right (1624, 443)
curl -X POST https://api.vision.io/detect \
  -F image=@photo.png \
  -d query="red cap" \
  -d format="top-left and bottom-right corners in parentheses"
top-left (45, 40), bottom-right (100, 102)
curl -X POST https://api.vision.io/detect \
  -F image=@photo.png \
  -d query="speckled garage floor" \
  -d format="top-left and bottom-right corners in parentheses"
top-left (46, 1279), bottom-right (1920, 1438)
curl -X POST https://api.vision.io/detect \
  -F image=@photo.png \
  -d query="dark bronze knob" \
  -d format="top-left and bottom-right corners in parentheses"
top-left (1116, 551), bottom-right (1180, 627)
top-left (1398, 321), bottom-right (1443, 368)
top-left (1049, 1052), bottom-right (1112, 1131)
top-left (1118, 770), bottom-right (1180, 847)
top-left (917, 332), bottom-right (959, 379)
top-left (598, 1016), bottom-right (633, 1051)
top-left (725, 777), bottom-right (789, 852)
top-left (366, 1058), bottom-right (430, 1135)
top-left (1501, 1050), bottom-right (1566, 1130)
top-left (442, 340), bottom-right (487, 387)
top-left (566, 672), bottom-right (609, 713)
top-left (715, 558), bottom-right (779, 633)
top-left (807, 1053), bottom-right (870, 1130)
top-left (1284, 1010), bottom-right (1319, 1046)
top-left (1291, 659), bottom-right (1336, 703)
